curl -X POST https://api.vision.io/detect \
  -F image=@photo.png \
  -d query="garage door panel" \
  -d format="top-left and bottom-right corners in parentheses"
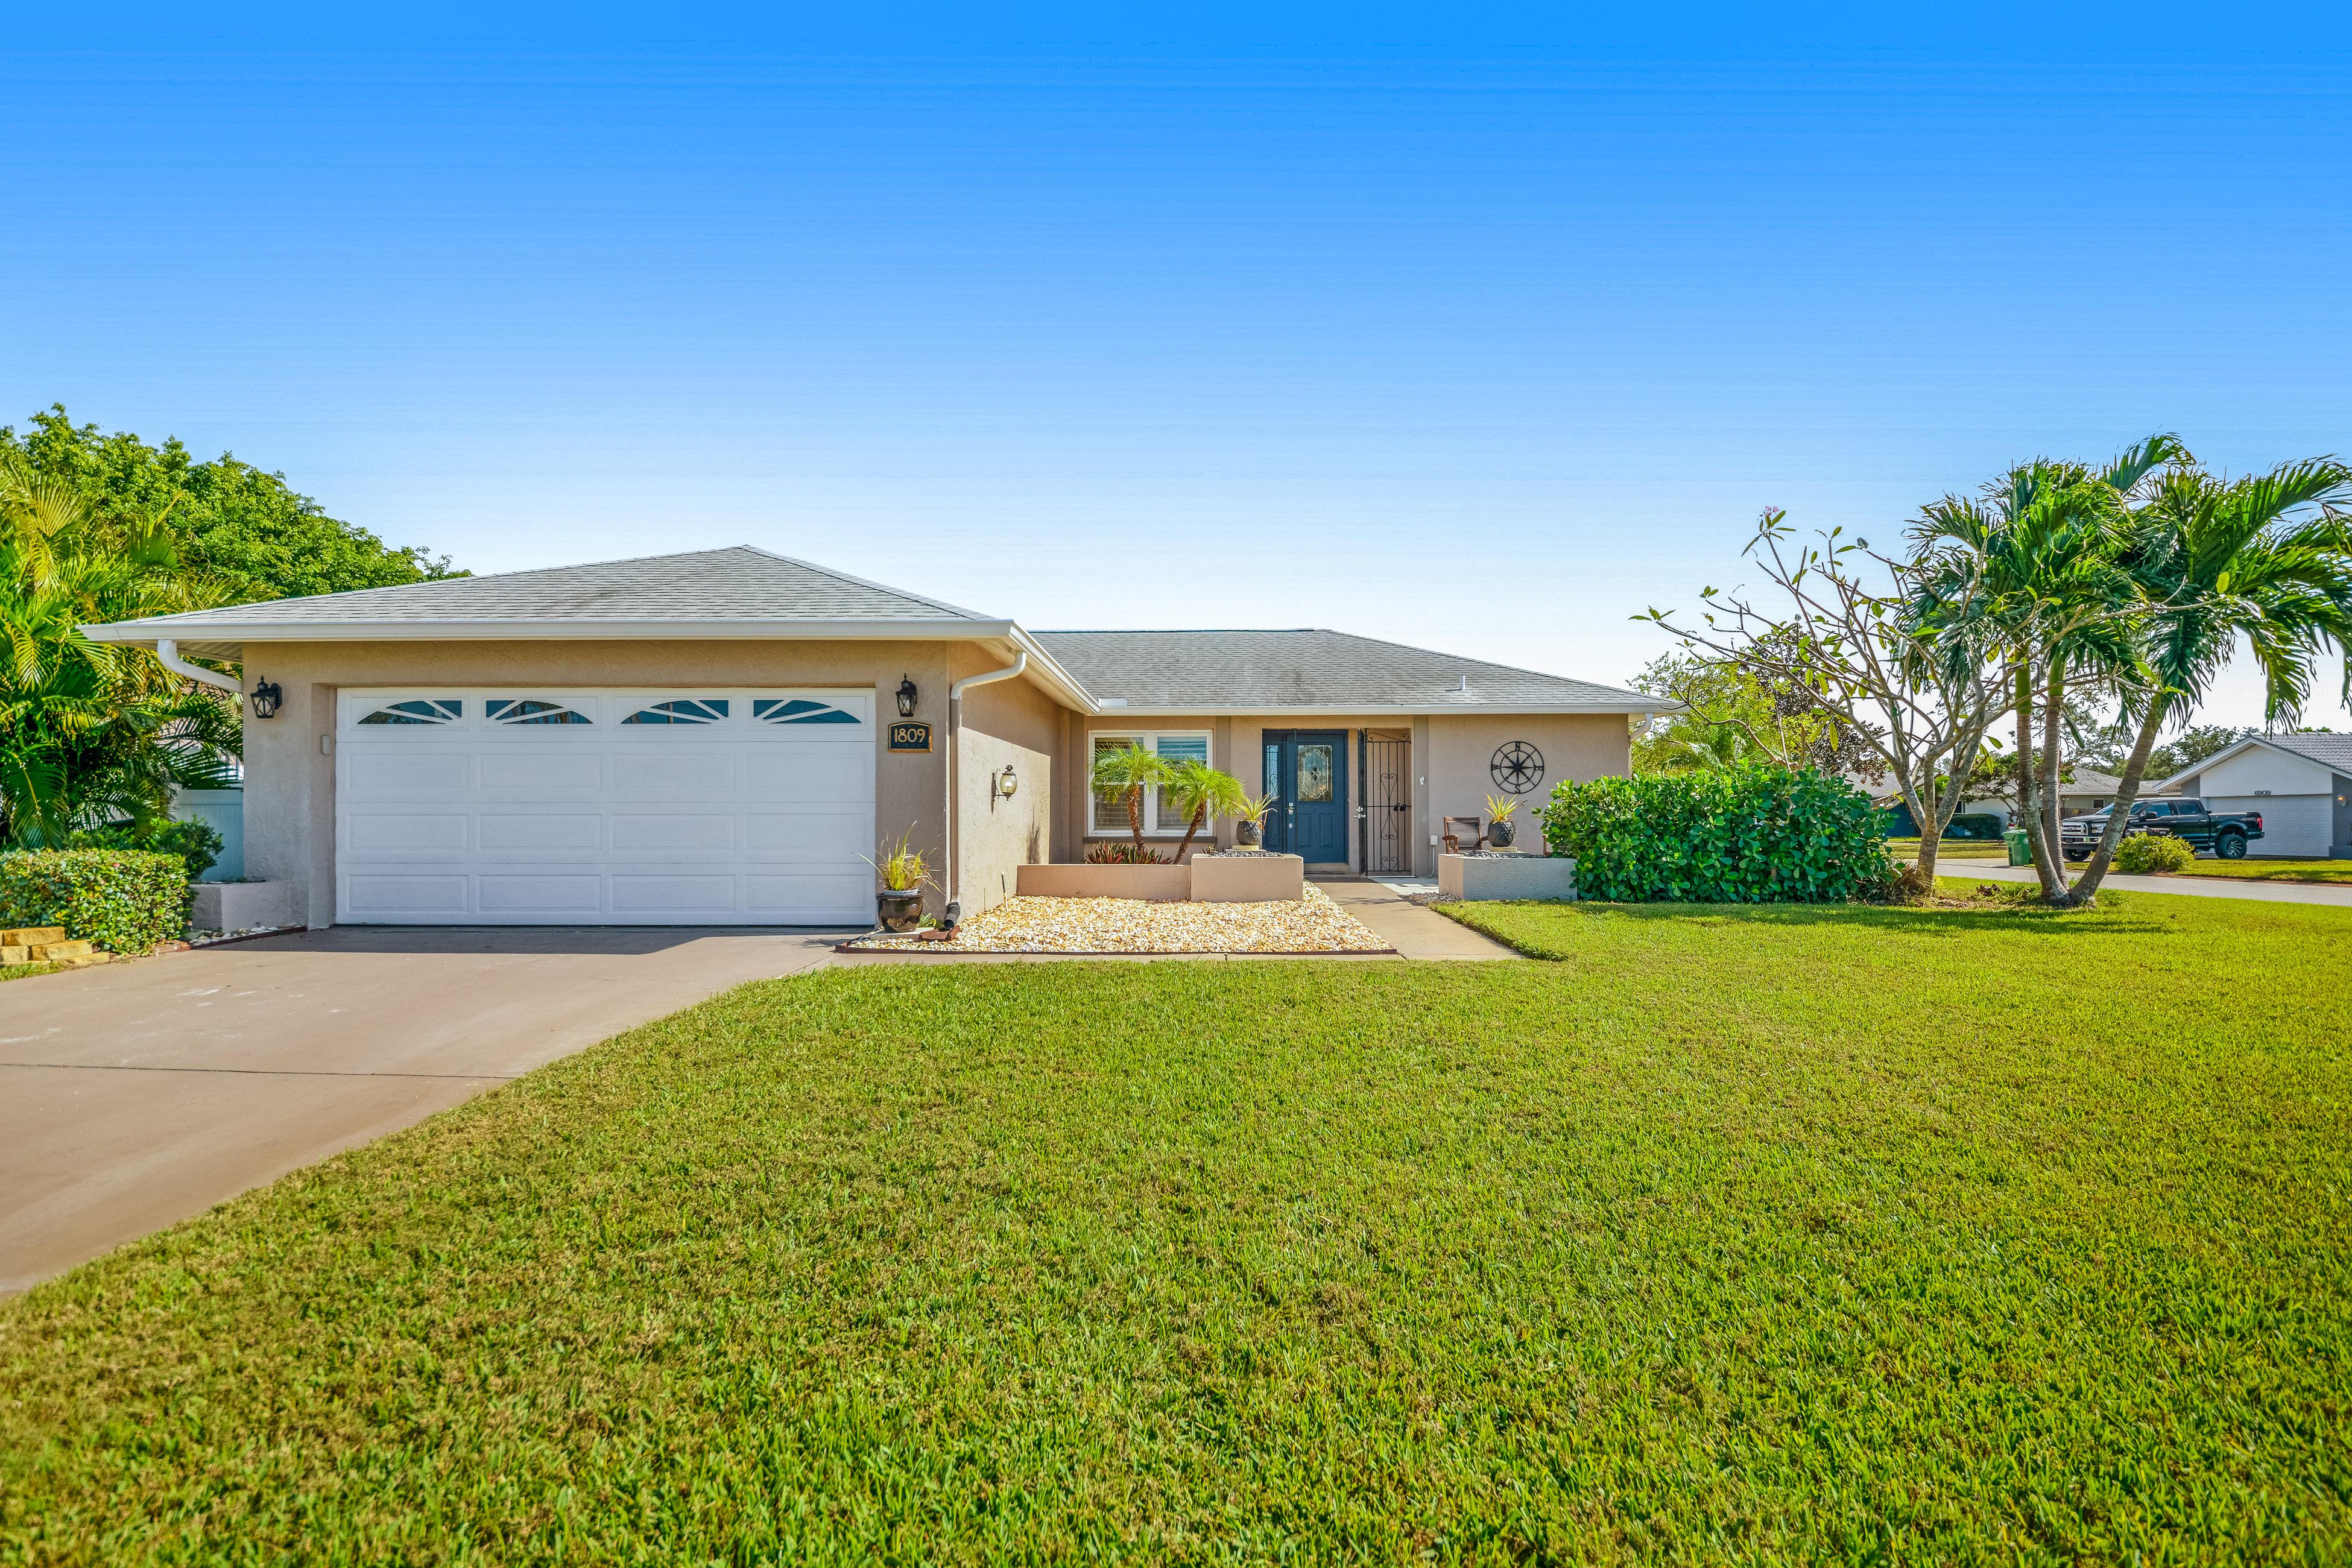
top-left (478, 874), bottom-right (604, 913)
top-left (2211, 794), bottom-right (2331, 857)
top-left (479, 814), bottom-right (604, 852)
top-left (612, 751), bottom-right (739, 795)
top-left (611, 814), bottom-right (737, 851)
top-left (344, 874), bottom-right (472, 915)
top-left (338, 688), bottom-right (874, 925)
top-left (611, 874), bottom-right (738, 912)
top-left (346, 813), bottom-right (471, 852)
top-left (745, 873), bottom-right (868, 916)
top-left (745, 747), bottom-right (869, 797)
top-left (346, 750), bottom-right (470, 795)
top-left (479, 751), bottom-right (604, 793)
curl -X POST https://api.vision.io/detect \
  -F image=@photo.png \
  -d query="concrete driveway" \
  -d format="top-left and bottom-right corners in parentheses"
top-left (0, 926), bottom-right (844, 1295)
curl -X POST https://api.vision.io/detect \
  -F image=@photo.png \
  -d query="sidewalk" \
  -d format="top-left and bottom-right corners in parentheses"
top-left (1311, 877), bottom-right (1523, 959)
top-left (1929, 859), bottom-right (2352, 908)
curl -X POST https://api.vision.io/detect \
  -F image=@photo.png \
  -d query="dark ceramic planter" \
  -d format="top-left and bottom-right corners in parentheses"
top-left (877, 889), bottom-right (923, 932)
top-left (1234, 821), bottom-right (1263, 849)
top-left (1487, 818), bottom-right (1517, 849)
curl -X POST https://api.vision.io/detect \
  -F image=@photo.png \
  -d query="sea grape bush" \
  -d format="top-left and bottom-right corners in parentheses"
top-left (1542, 763), bottom-right (1894, 903)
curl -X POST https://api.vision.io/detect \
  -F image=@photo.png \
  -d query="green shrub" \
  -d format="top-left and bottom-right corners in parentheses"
top-left (2114, 832), bottom-right (2196, 874)
top-left (1541, 763), bottom-right (1895, 903)
top-left (67, 817), bottom-right (224, 882)
top-left (0, 850), bottom-right (189, 953)
top-left (1947, 812), bottom-right (2005, 840)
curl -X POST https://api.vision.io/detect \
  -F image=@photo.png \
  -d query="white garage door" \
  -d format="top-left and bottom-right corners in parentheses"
top-left (2210, 794), bottom-right (2333, 858)
top-left (336, 689), bottom-right (875, 925)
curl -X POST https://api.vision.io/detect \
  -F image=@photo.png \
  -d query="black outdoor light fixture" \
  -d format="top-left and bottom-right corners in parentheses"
top-left (895, 675), bottom-right (918, 718)
top-left (249, 678), bottom-right (283, 719)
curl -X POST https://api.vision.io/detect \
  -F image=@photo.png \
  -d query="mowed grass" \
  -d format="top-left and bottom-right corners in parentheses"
top-left (1885, 835), bottom-right (2008, 860)
top-left (6, 897), bottom-right (2352, 1563)
top-left (2163, 857), bottom-right (2352, 884)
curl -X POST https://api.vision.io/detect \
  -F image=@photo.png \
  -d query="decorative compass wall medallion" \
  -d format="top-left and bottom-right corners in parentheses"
top-left (1490, 741), bottom-right (1544, 794)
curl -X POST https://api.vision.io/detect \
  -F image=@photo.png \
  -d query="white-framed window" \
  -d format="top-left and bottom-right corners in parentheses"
top-left (1090, 731), bottom-right (1212, 835)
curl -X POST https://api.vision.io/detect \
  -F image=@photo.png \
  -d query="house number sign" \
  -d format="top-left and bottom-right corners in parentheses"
top-left (888, 721), bottom-right (934, 753)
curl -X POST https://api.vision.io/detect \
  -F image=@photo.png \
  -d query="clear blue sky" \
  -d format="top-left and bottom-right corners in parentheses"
top-left (9, 5), bottom-right (2350, 729)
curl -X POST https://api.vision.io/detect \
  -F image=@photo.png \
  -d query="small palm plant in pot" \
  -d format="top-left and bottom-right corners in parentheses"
top-left (1232, 791), bottom-right (1277, 849)
top-left (864, 829), bottom-right (934, 931)
top-left (1484, 793), bottom-right (1522, 850)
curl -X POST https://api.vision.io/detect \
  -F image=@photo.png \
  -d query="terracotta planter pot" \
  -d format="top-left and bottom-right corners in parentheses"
top-left (876, 890), bottom-right (923, 932)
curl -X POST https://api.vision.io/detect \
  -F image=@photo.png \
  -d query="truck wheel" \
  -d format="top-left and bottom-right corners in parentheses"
top-left (2065, 849), bottom-right (2090, 862)
top-left (2216, 830), bottom-right (2247, 860)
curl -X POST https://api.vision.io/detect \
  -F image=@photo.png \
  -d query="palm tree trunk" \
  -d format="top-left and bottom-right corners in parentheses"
top-left (1126, 787), bottom-right (1146, 857)
top-left (2015, 659), bottom-right (2063, 899)
top-left (1172, 805), bottom-right (1206, 862)
top-left (2040, 663), bottom-right (2070, 902)
top-left (2067, 697), bottom-right (2170, 903)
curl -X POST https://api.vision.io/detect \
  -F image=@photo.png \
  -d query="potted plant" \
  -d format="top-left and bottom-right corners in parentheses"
top-left (1484, 793), bottom-right (1522, 850)
top-left (864, 829), bottom-right (933, 932)
top-left (1233, 792), bottom-right (1277, 850)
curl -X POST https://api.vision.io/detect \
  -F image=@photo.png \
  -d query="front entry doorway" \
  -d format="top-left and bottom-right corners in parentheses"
top-left (1263, 730), bottom-right (1350, 864)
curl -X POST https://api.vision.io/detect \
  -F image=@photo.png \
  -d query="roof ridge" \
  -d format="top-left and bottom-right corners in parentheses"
top-left (733, 545), bottom-right (992, 621)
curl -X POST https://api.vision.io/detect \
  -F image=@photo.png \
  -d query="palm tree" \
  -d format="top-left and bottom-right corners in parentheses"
top-left (1162, 760), bottom-right (1247, 861)
top-left (0, 537), bottom-right (238, 847)
top-left (2067, 458), bottom-right (2352, 901)
top-left (1911, 437), bottom-right (2183, 897)
top-left (1089, 742), bottom-right (1172, 859)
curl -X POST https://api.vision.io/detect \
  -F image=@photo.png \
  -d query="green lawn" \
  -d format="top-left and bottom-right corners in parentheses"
top-left (1886, 835), bottom-right (2008, 860)
top-left (2162, 856), bottom-right (2352, 884)
top-left (6, 896), bottom-right (2351, 1562)
top-left (0, 963), bottom-right (66, 984)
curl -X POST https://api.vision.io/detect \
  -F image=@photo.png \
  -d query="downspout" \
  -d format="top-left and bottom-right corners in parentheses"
top-left (156, 639), bottom-right (242, 695)
top-left (944, 650), bottom-right (1028, 923)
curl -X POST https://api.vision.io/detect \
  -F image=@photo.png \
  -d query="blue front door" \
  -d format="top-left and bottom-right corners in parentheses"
top-left (1263, 730), bottom-right (1349, 863)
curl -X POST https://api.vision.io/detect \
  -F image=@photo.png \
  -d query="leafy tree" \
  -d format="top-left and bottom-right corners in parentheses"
top-left (1162, 760), bottom-right (1247, 861)
top-left (2073, 719), bottom-right (2249, 780)
top-left (1090, 743), bottom-right (1173, 859)
top-left (2066, 459), bottom-right (2352, 900)
top-left (1631, 647), bottom-right (1877, 776)
top-left (1, 406), bottom-right (459, 604)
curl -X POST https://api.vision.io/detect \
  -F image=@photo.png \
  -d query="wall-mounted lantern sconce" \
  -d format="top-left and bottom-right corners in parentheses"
top-left (895, 675), bottom-right (918, 718)
top-left (994, 763), bottom-right (1019, 800)
top-left (250, 678), bottom-right (283, 719)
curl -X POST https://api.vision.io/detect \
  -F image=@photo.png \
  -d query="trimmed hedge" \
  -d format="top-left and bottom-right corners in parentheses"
top-left (67, 818), bottom-right (224, 882)
top-left (1947, 812), bottom-right (2006, 841)
top-left (1543, 764), bottom-right (1895, 903)
top-left (0, 850), bottom-right (189, 953)
top-left (2116, 832), bottom-right (2196, 874)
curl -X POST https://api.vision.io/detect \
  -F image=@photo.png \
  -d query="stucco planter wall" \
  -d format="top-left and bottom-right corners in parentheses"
top-left (1437, 854), bottom-right (1578, 902)
top-left (1187, 854), bottom-right (1304, 903)
top-left (1016, 864), bottom-right (1195, 901)
top-left (191, 880), bottom-right (294, 931)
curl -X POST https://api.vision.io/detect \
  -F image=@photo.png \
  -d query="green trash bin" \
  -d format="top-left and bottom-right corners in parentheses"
top-left (2003, 829), bottom-right (2034, 867)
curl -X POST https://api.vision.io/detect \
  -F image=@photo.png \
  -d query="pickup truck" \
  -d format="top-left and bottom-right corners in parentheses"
top-left (2058, 797), bottom-right (2265, 861)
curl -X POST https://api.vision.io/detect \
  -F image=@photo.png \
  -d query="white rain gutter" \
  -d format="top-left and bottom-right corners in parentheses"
top-left (943, 650), bottom-right (1028, 922)
top-left (155, 639), bottom-right (242, 695)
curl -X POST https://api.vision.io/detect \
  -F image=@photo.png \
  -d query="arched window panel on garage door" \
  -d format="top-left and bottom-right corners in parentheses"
top-left (621, 698), bottom-right (729, 725)
top-left (356, 698), bottom-right (462, 726)
top-left (754, 697), bottom-right (861, 726)
top-left (487, 698), bottom-right (593, 726)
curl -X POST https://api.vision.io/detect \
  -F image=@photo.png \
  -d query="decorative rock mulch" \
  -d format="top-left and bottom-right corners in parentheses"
top-left (844, 885), bottom-right (1393, 955)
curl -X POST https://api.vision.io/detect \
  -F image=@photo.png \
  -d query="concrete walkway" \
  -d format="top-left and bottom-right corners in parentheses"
top-left (1931, 859), bottom-right (2352, 908)
top-left (1311, 877), bottom-right (1523, 959)
top-left (0, 926), bottom-right (844, 1295)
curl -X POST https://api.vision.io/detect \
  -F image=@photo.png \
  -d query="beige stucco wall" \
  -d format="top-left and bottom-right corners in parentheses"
top-left (951, 646), bottom-right (1061, 917)
top-left (238, 638), bottom-right (996, 927)
top-left (1061, 710), bottom-right (1634, 875)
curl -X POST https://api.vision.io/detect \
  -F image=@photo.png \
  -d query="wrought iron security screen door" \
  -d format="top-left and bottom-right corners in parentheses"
top-left (1362, 735), bottom-right (1411, 873)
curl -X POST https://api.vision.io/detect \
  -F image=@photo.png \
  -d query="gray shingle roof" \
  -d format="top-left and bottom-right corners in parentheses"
top-left (2252, 732), bottom-right (2352, 772)
top-left (1031, 629), bottom-right (1658, 712)
top-left (98, 546), bottom-right (991, 629)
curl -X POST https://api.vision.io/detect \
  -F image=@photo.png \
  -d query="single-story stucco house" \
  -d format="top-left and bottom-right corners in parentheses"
top-left (2161, 732), bottom-right (2352, 859)
top-left (87, 547), bottom-right (1661, 928)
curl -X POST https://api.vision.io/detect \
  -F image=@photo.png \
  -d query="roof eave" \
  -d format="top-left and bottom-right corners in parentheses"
top-left (80, 617), bottom-right (1020, 644)
top-left (1086, 701), bottom-right (1670, 718)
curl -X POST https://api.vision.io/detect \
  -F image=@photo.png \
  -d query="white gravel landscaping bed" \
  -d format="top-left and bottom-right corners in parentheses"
top-left (847, 884), bottom-right (1393, 955)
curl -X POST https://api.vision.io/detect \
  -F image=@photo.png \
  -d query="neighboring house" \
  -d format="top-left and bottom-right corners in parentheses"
top-left (2161, 732), bottom-right (2352, 859)
top-left (85, 547), bottom-right (1661, 927)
